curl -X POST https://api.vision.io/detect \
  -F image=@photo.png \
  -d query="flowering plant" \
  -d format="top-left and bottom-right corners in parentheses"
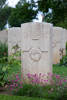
top-left (26, 72), bottom-right (67, 98)
top-left (8, 72), bottom-right (67, 99)
top-left (8, 73), bottom-right (23, 93)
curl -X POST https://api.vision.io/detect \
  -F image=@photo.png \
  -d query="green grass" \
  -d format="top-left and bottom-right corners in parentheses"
top-left (53, 64), bottom-right (67, 76)
top-left (0, 95), bottom-right (50, 100)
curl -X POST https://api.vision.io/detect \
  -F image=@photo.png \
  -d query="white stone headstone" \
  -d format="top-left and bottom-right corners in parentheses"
top-left (21, 22), bottom-right (53, 81)
top-left (0, 30), bottom-right (8, 43)
top-left (8, 27), bottom-right (21, 55)
top-left (52, 27), bottom-right (66, 64)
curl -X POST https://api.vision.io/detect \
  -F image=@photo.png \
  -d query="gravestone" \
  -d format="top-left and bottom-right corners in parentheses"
top-left (8, 27), bottom-right (21, 55)
top-left (52, 27), bottom-right (65, 64)
top-left (65, 29), bottom-right (67, 43)
top-left (62, 29), bottom-right (67, 56)
top-left (0, 30), bottom-right (8, 43)
top-left (21, 22), bottom-right (53, 81)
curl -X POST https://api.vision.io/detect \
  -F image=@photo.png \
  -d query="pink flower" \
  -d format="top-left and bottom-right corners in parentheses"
top-left (20, 86), bottom-right (23, 88)
top-left (64, 80), bottom-right (67, 82)
top-left (10, 88), bottom-right (13, 90)
top-left (20, 81), bottom-right (23, 84)
top-left (56, 75), bottom-right (60, 79)
top-left (44, 80), bottom-right (48, 82)
top-left (15, 80), bottom-right (18, 82)
top-left (12, 80), bottom-right (14, 82)
top-left (10, 85), bottom-right (14, 87)
top-left (59, 80), bottom-right (62, 85)
top-left (27, 73), bottom-right (31, 78)
top-left (48, 73), bottom-right (53, 77)
top-left (16, 75), bottom-right (19, 79)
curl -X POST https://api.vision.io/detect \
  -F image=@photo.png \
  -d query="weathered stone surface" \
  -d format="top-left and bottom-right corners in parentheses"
top-left (62, 29), bottom-right (67, 56)
top-left (8, 27), bottom-right (21, 55)
top-left (0, 30), bottom-right (8, 43)
top-left (65, 29), bottom-right (67, 43)
top-left (52, 27), bottom-right (66, 64)
top-left (21, 22), bottom-right (53, 81)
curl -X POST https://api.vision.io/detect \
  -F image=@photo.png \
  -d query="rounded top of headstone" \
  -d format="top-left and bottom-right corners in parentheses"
top-left (53, 26), bottom-right (63, 30)
top-left (8, 27), bottom-right (21, 30)
top-left (21, 22), bottom-right (53, 28)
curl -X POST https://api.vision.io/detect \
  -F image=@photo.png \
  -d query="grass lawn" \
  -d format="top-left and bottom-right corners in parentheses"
top-left (53, 64), bottom-right (67, 76)
top-left (0, 95), bottom-right (50, 100)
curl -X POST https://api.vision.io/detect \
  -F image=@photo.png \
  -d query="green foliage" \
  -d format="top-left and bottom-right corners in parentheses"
top-left (0, 51), bottom-right (21, 87)
top-left (55, 19), bottom-right (67, 29)
top-left (0, 63), bottom-right (8, 87)
top-left (0, 0), bottom-right (6, 9)
top-left (15, 84), bottom-right (54, 99)
top-left (0, 42), bottom-right (8, 58)
top-left (0, 44), bottom-right (21, 87)
top-left (38, 0), bottom-right (67, 29)
top-left (6, 44), bottom-right (21, 77)
top-left (0, 57), bottom-right (9, 87)
top-left (16, 0), bottom-right (37, 9)
top-left (0, 42), bottom-right (8, 87)
top-left (13, 80), bottom-right (67, 100)
top-left (0, 0), bottom-right (11, 30)
top-left (8, 1), bottom-right (37, 27)
top-left (38, 0), bottom-right (51, 12)
top-left (11, 69), bottom-right (67, 100)
top-left (0, 6), bottom-right (12, 30)
top-left (15, 84), bottom-right (44, 98)
top-left (59, 43), bottom-right (67, 66)
top-left (7, 51), bottom-right (21, 76)
top-left (60, 55), bottom-right (67, 66)
top-left (8, 64), bottom-right (67, 99)
top-left (66, 42), bottom-right (67, 55)
top-left (55, 87), bottom-right (67, 100)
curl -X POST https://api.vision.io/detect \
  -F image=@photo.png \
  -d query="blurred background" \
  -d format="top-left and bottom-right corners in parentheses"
top-left (0, 0), bottom-right (67, 30)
